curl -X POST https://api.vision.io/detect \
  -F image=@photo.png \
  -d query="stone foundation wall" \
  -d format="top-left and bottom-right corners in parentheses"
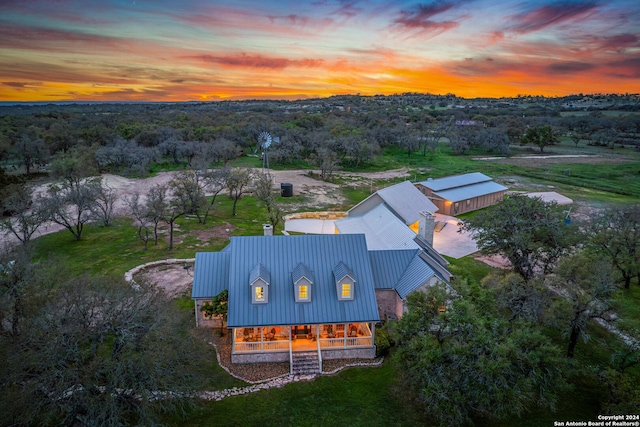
top-left (232, 347), bottom-right (375, 364)
top-left (322, 347), bottom-right (376, 360)
top-left (232, 352), bottom-right (290, 364)
top-left (194, 299), bottom-right (224, 328)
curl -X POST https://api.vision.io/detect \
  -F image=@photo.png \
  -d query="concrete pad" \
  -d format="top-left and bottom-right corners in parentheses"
top-left (285, 214), bottom-right (478, 259)
top-left (284, 218), bottom-right (336, 234)
top-left (432, 214), bottom-right (478, 259)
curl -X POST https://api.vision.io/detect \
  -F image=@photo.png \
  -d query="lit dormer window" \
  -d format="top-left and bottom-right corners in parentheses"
top-left (333, 261), bottom-right (355, 301)
top-left (255, 286), bottom-right (265, 302)
top-left (249, 263), bottom-right (270, 304)
top-left (292, 262), bottom-right (314, 303)
top-left (299, 285), bottom-right (308, 300)
top-left (341, 283), bottom-right (351, 298)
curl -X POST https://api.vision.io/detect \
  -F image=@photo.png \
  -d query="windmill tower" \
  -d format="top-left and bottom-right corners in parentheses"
top-left (258, 131), bottom-right (272, 173)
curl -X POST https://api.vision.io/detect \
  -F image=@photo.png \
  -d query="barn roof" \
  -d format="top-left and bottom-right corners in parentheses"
top-left (419, 172), bottom-right (493, 191)
top-left (419, 173), bottom-right (507, 202)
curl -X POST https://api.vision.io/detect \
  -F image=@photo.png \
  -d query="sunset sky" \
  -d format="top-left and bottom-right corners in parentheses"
top-left (1, 0), bottom-right (639, 102)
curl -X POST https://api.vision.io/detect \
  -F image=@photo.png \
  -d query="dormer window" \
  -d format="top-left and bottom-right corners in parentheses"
top-left (341, 283), bottom-right (351, 298)
top-left (255, 286), bottom-right (265, 302)
top-left (292, 262), bottom-right (314, 303)
top-left (299, 285), bottom-right (308, 300)
top-left (333, 261), bottom-right (355, 301)
top-left (249, 263), bottom-right (270, 304)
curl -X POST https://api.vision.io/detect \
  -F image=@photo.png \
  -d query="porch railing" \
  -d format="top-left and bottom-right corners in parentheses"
top-left (319, 336), bottom-right (372, 349)
top-left (234, 339), bottom-right (291, 353)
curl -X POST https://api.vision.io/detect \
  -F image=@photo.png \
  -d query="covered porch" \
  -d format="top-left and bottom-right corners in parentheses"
top-left (232, 323), bottom-right (375, 357)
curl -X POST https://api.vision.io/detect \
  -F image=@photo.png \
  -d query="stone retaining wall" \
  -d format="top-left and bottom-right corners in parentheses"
top-left (283, 211), bottom-right (347, 221)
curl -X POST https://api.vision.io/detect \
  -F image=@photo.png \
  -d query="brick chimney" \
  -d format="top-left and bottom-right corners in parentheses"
top-left (418, 211), bottom-right (435, 246)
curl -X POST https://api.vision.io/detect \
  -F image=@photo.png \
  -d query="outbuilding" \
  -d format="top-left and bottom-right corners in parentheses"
top-left (416, 172), bottom-right (507, 216)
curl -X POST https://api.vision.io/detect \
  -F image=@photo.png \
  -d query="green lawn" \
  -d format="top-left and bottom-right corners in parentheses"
top-left (610, 285), bottom-right (640, 336)
top-left (168, 359), bottom-right (429, 427)
top-left (31, 195), bottom-right (274, 277)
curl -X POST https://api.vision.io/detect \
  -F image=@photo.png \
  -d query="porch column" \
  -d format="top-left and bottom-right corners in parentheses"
top-left (370, 323), bottom-right (375, 348)
top-left (344, 323), bottom-right (347, 348)
top-left (231, 328), bottom-right (236, 354)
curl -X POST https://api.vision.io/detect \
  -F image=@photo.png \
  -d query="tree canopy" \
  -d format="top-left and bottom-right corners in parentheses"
top-left (0, 255), bottom-right (212, 426)
top-left (461, 194), bottom-right (578, 281)
top-left (392, 282), bottom-right (568, 426)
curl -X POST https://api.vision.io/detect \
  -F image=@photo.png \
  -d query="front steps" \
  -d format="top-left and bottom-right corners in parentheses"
top-left (291, 351), bottom-right (320, 375)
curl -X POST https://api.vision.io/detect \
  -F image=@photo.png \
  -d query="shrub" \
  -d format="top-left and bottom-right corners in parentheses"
top-left (375, 325), bottom-right (394, 357)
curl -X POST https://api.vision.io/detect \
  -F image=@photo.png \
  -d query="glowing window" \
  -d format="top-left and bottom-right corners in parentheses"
top-left (299, 285), bottom-right (308, 300)
top-left (255, 286), bottom-right (264, 301)
top-left (341, 283), bottom-right (351, 298)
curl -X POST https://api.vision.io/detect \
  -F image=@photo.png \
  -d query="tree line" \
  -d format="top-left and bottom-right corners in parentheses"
top-left (1, 95), bottom-right (639, 182)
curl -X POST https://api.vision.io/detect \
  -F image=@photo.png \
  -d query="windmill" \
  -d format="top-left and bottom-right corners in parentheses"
top-left (257, 131), bottom-right (279, 174)
top-left (258, 131), bottom-right (272, 171)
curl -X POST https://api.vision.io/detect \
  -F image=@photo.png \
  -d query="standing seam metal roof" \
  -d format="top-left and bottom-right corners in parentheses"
top-left (191, 252), bottom-right (230, 299)
top-left (432, 181), bottom-right (507, 203)
top-left (368, 249), bottom-right (438, 298)
top-left (347, 181), bottom-right (438, 223)
top-left (226, 234), bottom-right (379, 327)
top-left (292, 262), bottom-right (314, 284)
top-left (419, 172), bottom-right (492, 192)
top-left (376, 181), bottom-right (438, 222)
top-left (368, 249), bottom-right (419, 290)
top-left (395, 254), bottom-right (436, 299)
top-left (249, 263), bottom-right (270, 286)
top-left (335, 204), bottom-right (420, 250)
top-left (332, 261), bottom-right (355, 283)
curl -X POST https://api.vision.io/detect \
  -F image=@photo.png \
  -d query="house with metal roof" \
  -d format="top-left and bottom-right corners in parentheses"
top-left (415, 172), bottom-right (507, 216)
top-left (338, 180), bottom-right (439, 248)
top-left (192, 233), bottom-right (451, 369)
top-left (347, 180), bottom-right (438, 231)
top-left (335, 204), bottom-right (422, 250)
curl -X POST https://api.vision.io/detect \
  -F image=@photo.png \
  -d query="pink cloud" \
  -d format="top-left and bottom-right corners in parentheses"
top-left (329, 1), bottom-right (363, 18)
top-left (189, 53), bottom-right (325, 70)
top-left (590, 33), bottom-right (640, 52)
top-left (506, 1), bottom-right (600, 34)
top-left (391, 2), bottom-right (462, 39)
top-left (0, 24), bottom-right (125, 52)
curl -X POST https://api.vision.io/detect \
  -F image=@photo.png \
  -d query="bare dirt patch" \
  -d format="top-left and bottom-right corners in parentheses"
top-left (473, 254), bottom-right (511, 269)
top-left (195, 222), bottom-right (236, 242)
top-left (134, 263), bottom-right (193, 297)
top-left (261, 167), bottom-right (410, 211)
